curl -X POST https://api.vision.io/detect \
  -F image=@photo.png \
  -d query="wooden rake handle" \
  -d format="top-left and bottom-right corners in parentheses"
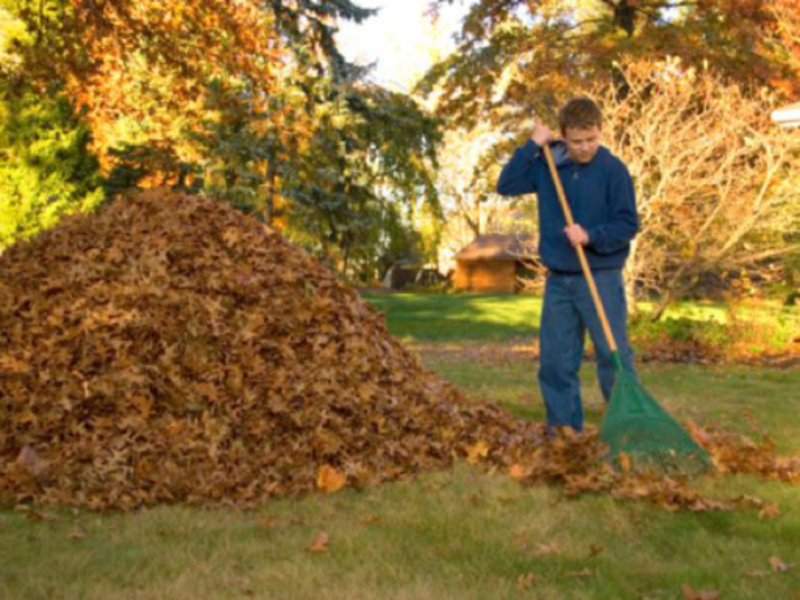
top-left (542, 142), bottom-right (618, 353)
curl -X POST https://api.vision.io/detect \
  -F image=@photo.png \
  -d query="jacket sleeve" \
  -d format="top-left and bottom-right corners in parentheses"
top-left (496, 140), bottom-right (540, 196)
top-left (586, 161), bottom-right (638, 255)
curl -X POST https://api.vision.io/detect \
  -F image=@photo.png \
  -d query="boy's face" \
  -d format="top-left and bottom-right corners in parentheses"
top-left (563, 125), bottom-right (601, 164)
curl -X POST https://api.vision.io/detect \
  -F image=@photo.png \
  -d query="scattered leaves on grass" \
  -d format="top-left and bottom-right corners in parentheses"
top-left (359, 514), bottom-right (379, 525)
top-left (308, 531), bottom-right (329, 553)
top-left (68, 527), bottom-right (86, 540)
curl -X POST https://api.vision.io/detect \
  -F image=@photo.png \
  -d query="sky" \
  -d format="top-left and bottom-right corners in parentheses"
top-left (335, 0), bottom-right (474, 93)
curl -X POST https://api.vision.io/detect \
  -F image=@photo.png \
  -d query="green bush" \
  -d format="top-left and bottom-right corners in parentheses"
top-left (0, 88), bottom-right (104, 250)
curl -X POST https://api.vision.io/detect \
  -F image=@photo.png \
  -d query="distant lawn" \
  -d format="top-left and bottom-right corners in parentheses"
top-left (363, 293), bottom-right (542, 341)
top-left (362, 292), bottom-right (798, 351)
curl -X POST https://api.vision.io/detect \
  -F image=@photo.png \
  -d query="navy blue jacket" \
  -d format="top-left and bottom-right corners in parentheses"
top-left (497, 139), bottom-right (638, 274)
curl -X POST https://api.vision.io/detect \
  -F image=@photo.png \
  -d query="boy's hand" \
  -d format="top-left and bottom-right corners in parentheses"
top-left (564, 224), bottom-right (589, 247)
top-left (531, 122), bottom-right (553, 147)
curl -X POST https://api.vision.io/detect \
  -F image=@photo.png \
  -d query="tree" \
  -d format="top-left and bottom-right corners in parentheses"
top-left (420, 0), bottom-right (800, 131)
top-left (283, 82), bottom-right (441, 280)
top-left (0, 0), bottom-right (444, 277)
top-left (596, 59), bottom-right (799, 314)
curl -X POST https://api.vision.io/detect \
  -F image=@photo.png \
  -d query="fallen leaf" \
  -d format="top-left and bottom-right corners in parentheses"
top-left (680, 584), bottom-right (720, 600)
top-left (466, 440), bottom-right (490, 464)
top-left (759, 504), bottom-right (780, 520)
top-left (746, 570), bottom-right (771, 578)
top-left (618, 452), bottom-right (632, 474)
top-left (567, 568), bottom-right (592, 578)
top-left (529, 542), bottom-right (560, 557)
top-left (316, 465), bottom-right (346, 494)
top-left (308, 531), bottom-right (329, 553)
top-left (68, 527), bottom-right (86, 540)
top-left (509, 463), bottom-right (527, 480)
top-left (359, 514), bottom-right (379, 525)
top-left (259, 516), bottom-right (279, 529)
top-left (769, 556), bottom-right (791, 573)
top-left (516, 572), bottom-right (541, 590)
top-left (588, 544), bottom-right (604, 557)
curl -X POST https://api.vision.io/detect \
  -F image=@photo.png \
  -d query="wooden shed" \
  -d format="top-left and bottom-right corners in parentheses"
top-left (454, 234), bottom-right (534, 293)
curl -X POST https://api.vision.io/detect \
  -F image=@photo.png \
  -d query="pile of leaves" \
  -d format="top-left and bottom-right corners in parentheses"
top-left (1, 190), bottom-right (797, 512)
top-left (0, 190), bottom-right (548, 510)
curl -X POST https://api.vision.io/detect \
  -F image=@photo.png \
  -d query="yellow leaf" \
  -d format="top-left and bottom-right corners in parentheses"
top-left (316, 465), bottom-right (346, 494)
top-left (466, 440), bottom-right (490, 464)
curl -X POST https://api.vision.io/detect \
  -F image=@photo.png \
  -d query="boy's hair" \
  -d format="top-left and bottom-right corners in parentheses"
top-left (559, 97), bottom-right (603, 134)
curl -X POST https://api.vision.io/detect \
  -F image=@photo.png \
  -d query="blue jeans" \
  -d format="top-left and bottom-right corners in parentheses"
top-left (538, 269), bottom-right (635, 433)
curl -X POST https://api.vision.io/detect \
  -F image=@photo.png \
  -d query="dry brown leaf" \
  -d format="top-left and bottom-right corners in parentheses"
top-left (68, 527), bottom-right (86, 540)
top-left (316, 465), bottom-right (346, 494)
top-left (567, 568), bottom-right (592, 578)
top-left (466, 440), bottom-right (490, 464)
top-left (529, 542), bottom-right (560, 557)
top-left (509, 464), bottom-right (527, 480)
top-left (588, 544), bottom-right (604, 557)
top-left (308, 531), bottom-right (329, 553)
top-left (769, 556), bottom-right (791, 573)
top-left (516, 573), bottom-right (541, 590)
top-left (758, 504), bottom-right (780, 520)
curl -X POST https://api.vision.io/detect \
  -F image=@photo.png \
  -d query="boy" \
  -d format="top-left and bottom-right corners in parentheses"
top-left (496, 97), bottom-right (638, 433)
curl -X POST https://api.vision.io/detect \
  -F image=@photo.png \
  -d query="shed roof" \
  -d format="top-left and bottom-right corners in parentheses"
top-left (455, 234), bottom-right (535, 262)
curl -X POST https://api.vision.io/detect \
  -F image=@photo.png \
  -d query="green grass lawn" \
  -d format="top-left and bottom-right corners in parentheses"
top-left (1, 294), bottom-right (799, 600)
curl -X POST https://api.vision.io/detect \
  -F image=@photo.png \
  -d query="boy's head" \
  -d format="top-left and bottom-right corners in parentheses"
top-left (559, 97), bottom-right (602, 164)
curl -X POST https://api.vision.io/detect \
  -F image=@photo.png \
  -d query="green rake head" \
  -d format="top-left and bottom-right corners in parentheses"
top-left (599, 354), bottom-right (712, 475)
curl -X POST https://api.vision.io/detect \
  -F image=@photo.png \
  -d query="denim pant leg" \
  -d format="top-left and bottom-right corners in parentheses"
top-left (538, 274), bottom-right (586, 432)
top-left (574, 269), bottom-right (635, 402)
